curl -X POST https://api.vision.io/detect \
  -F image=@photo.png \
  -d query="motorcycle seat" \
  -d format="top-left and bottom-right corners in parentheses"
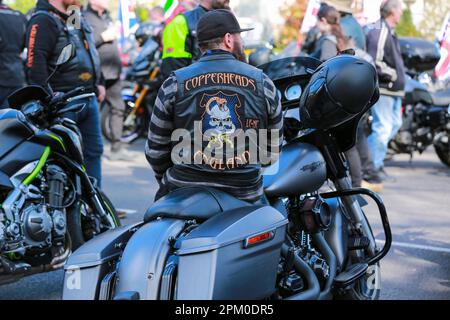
top-left (143, 186), bottom-right (254, 223)
top-left (431, 88), bottom-right (450, 106)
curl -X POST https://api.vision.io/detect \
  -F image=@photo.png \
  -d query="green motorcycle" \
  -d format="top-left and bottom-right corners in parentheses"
top-left (0, 45), bottom-right (119, 285)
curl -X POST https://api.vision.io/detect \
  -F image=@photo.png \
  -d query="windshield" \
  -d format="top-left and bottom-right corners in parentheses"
top-left (258, 56), bottom-right (322, 82)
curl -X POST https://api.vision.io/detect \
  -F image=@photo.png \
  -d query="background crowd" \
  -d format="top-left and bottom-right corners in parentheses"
top-left (0, 0), bottom-right (449, 198)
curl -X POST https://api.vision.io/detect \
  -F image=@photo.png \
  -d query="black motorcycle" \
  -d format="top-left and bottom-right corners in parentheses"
top-left (63, 55), bottom-right (391, 300)
top-left (0, 45), bottom-right (120, 285)
top-left (101, 23), bottom-right (162, 144)
top-left (388, 37), bottom-right (450, 167)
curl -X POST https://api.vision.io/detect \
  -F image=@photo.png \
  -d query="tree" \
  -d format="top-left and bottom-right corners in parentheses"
top-left (135, 5), bottom-right (149, 22)
top-left (134, 0), bottom-right (160, 22)
top-left (5, 0), bottom-right (36, 13)
top-left (418, 0), bottom-right (450, 40)
top-left (277, 0), bottom-right (308, 48)
top-left (395, 6), bottom-right (422, 37)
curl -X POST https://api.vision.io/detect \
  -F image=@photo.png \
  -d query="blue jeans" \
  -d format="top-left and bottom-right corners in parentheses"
top-left (64, 97), bottom-right (104, 187)
top-left (368, 95), bottom-right (402, 170)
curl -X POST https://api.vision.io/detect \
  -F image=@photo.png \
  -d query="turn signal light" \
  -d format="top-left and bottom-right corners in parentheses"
top-left (244, 231), bottom-right (275, 248)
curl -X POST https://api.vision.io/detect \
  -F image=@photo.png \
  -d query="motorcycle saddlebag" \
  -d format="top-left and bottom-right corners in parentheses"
top-left (399, 37), bottom-right (441, 73)
top-left (62, 222), bottom-right (142, 300)
top-left (174, 205), bottom-right (288, 300)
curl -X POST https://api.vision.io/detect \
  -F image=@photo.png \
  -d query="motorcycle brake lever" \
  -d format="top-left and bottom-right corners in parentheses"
top-left (66, 92), bottom-right (96, 103)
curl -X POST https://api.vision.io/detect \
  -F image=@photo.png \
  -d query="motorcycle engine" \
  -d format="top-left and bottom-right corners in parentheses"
top-left (21, 203), bottom-right (54, 248)
top-left (1, 165), bottom-right (68, 254)
top-left (276, 196), bottom-right (331, 298)
top-left (21, 199), bottom-right (67, 250)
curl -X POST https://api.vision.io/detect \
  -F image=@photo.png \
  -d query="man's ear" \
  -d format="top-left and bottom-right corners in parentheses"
top-left (223, 33), bottom-right (233, 50)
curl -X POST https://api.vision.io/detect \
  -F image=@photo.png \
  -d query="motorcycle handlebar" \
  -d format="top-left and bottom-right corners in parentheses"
top-left (49, 86), bottom-right (87, 108)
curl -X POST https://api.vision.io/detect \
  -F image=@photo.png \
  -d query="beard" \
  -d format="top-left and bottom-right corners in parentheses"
top-left (232, 39), bottom-right (247, 63)
top-left (211, 0), bottom-right (230, 9)
top-left (62, 0), bottom-right (79, 10)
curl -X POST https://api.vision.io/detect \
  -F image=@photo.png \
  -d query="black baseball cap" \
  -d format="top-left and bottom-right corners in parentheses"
top-left (197, 9), bottom-right (254, 42)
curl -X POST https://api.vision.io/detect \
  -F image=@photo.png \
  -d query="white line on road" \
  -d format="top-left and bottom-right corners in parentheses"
top-left (116, 208), bottom-right (138, 215)
top-left (376, 239), bottom-right (450, 254)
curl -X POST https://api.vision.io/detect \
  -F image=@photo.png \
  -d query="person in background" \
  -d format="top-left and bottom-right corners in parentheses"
top-left (150, 5), bottom-right (165, 22)
top-left (301, 2), bottom-right (329, 55)
top-left (159, 0), bottom-right (231, 83)
top-left (327, 0), bottom-right (365, 50)
top-left (146, 6), bottom-right (165, 47)
top-left (0, 0), bottom-right (27, 108)
top-left (84, 0), bottom-right (133, 161)
top-left (26, 0), bottom-right (105, 186)
top-left (366, 0), bottom-right (405, 178)
top-left (311, 5), bottom-right (349, 61)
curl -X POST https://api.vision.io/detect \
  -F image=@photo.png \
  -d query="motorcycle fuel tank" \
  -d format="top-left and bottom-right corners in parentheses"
top-left (263, 142), bottom-right (327, 198)
top-left (0, 109), bottom-right (34, 159)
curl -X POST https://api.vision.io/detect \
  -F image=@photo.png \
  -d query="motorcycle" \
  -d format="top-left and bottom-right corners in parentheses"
top-left (388, 37), bottom-right (450, 167)
top-left (0, 44), bottom-right (120, 285)
top-left (101, 23), bottom-right (162, 144)
top-left (62, 55), bottom-right (391, 300)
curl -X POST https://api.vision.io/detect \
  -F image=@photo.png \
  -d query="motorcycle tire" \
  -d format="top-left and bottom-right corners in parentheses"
top-left (338, 211), bottom-right (381, 300)
top-left (100, 101), bottom-right (113, 143)
top-left (67, 190), bottom-right (120, 251)
top-left (101, 102), bottom-right (147, 144)
top-left (434, 142), bottom-right (450, 168)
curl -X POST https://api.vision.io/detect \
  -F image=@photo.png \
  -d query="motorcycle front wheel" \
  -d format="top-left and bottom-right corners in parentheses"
top-left (338, 211), bottom-right (381, 300)
top-left (67, 190), bottom-right (120, 251)
top-left (434, 136), bottom-right (450, 168)
top-left (101, 100), bottom-right (148, 144)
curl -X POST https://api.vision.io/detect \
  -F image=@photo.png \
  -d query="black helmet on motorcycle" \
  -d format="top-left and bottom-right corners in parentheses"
top-left (299, 54), bottom-right (379, 130)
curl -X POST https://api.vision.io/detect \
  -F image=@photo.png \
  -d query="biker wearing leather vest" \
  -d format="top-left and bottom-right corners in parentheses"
top-left (146, 10), bottom-right (283, 202)
top-left (25, 0), bottom-right (105, 187)
top-left (26, 0), bottom-right (102, 93)
top-left (159, 0), bottom-right (231, 82)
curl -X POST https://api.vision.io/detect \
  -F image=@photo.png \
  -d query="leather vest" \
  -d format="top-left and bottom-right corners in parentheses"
top-left (172, 52), bottom-right (267, 176)
top-left (31, 11), bottom-right (101, 93)
top-left (182, 6), bottom-right (206, 61)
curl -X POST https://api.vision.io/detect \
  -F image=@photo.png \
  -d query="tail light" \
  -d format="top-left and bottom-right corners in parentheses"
top-left (244, 231), bottom-right (275, 248)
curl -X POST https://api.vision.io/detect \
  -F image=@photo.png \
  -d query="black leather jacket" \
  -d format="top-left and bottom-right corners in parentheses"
top-left (26, 0), bottom-right (102, 93)
top-left (146, 50), bottom-right (283, 201)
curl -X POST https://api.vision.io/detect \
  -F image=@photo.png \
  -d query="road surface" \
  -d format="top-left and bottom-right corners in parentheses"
top-left (0, 141), bottom-right (448, 300)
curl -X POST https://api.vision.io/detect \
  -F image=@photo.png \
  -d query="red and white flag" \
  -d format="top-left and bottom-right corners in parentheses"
top-left (435, 13), bottom-right (450, 81)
